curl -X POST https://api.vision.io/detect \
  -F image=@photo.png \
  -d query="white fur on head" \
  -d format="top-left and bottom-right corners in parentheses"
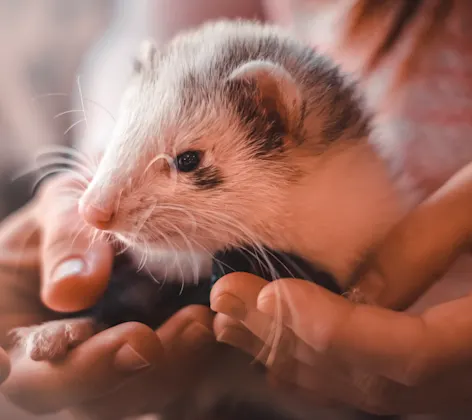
top-left (229, 60), bottom-right (303, 134)
top-left (134, 38), bottom-right (159, 73)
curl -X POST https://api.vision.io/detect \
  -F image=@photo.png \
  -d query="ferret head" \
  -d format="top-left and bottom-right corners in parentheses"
top-left (79, 21), bottom-right (368, 256)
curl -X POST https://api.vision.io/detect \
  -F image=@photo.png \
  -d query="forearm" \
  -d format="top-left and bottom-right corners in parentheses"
top-left (75, 0), bottom-right (266, 157)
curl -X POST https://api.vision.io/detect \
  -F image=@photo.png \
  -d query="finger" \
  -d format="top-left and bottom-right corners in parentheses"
top-left (214, 312), bottom-right (267, 359)
top-left (258, 278), bottom-right (472, 387)
top-left (214, 314), bottom-right (346, 409)
top-left (211, 274), bottom-right (325, 367)
top-left (77, 306), bottom-right (216, 419)
top-left (210, 272), bottom-right (269, 319)
top-left (211, 273), bottom-right (290, 365)
top-left (157, 305), bottom-right (216, 364)
top-left (0, 202), bottom-right (39, 269)
top-left (36, 176), bottom-right (114, 312)
top-left (3, 322), bottom-right (161, 415)
top-left (350, 161), bottom-right (472, 310)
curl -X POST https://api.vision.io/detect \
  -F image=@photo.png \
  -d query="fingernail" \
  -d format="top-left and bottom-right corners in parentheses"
top-left (114, 343), bottom-right (150, 373)
top-left (211, 293), bottom-right (246, 320)
top-left (52, 258), bottom-right (85, 283)
top-left (257, 293), bottom-right (276, 314)
top-left (257, 293), bottom-right (291, 324)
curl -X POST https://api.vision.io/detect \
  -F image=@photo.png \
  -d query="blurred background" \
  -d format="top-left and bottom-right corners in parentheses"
top-left (0, 1), bottom-right (121, 418)
top-left (0, 0), bottom-right (116, 220)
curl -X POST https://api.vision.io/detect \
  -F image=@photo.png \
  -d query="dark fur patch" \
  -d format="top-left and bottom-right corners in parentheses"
top-left (175, 23), bottom-right (370, 156)
top-left (227, 79), bottom-right (285, 158)
top-left (307, 65), bottom-right (370, 143)
top-left (193, 166), bottom-right (224, 189)
top-left (321, 82), bottom-right (370, 142)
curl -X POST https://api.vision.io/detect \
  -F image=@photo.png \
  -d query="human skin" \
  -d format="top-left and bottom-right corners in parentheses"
top-left (0, 176), bottom-right (218, 417)
top-left (3, 161), bottom-right (472, 416)
top-left (211, 160), bottom-right (472, 415)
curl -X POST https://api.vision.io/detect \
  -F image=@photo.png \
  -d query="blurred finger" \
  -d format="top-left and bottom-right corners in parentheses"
top-left (258, 278), bottom-right (472, 387)
top-left (36, 176), bottom-right (113, 312)
top-left (350, 161), bottom-right (472, 310)
top-left (78, 306), bottom-right (216, 419)
top-left (3, 322), bottom-right (162, 415)
top-left (157, 305), bottom-right (216, 367)
top-left (212, 274), bottom-right (324, 367)
top-left (215, 315), bottom-right (348, 410)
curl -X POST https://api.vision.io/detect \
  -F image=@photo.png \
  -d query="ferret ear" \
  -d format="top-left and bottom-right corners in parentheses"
top-left (228, 60), bottom-right (303, 136)
top-left (133, 39), bottom-right (159, 74)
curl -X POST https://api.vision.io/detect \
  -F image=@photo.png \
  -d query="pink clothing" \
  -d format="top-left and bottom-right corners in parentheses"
top-left (268, 1), bottom-right (472, 197)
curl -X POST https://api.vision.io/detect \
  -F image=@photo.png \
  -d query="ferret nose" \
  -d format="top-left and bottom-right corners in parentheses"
top-left (78, 200), bottom-right (115, 230)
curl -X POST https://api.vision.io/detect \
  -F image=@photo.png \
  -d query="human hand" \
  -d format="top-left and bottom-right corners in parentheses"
top-left (0, 175), bottom-right (217, 417)
top-left (211, 161), bottom-right (472, 415)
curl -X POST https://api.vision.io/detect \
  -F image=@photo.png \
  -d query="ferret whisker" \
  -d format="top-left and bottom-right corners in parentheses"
top-left (134, 202), bottom-right (158, 237)
top-left (89, 229), bottom-right (99, 249)
top-left (33, 157), bottom-right (94, 178)
top-left (32, 93), bottom-right (116, 122)
top-left (137, 243), bottom-right (147, 272)
top-left (115, 239), bottom-right (132, 256)
top-left (143, 154), bottom-right (174, 178)
top-left (56, 188), bottom-right (83, 199)
top-left (29, 169), bottom-right (88, 193)
top-left (35, 167), bottom-right (89, 187)
top-left (31, 92), bottom-right (69, 102)
top-left (154, 205), bottom-right (198, 233)
top-left (70, 224), bottom-right (88, 251)
top-left (57, 186), bottom-right (82, 204)
top-left (192, 212), bottom-right (284, 362)
top-left (11, 161), bottom-right (88, 185)
top-left (193, 210), bottom-right (284, 361)
top-left (36, 145), bottom-right (96, 169)
top-left (167, 221), bottom-right (200, 285)
top-left (77, 76), bottom-right (88, 131)
top-left (64, 119), bottom-right (86, 136)
top-left (198, 212), bottom-right (282, 282)
top-left (53, 109), bottom-right (84, 119)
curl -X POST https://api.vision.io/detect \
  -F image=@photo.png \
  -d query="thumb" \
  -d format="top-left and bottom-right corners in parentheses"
top-left (36, 177), bottom-right (114, 313)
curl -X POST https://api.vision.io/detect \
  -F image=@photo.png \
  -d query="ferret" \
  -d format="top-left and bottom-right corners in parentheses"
top-left (9, 20), bottom-right (409, 419)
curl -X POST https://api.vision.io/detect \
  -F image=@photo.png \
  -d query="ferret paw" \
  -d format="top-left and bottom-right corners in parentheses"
top-left (8, 317), bottom-right (96, 362)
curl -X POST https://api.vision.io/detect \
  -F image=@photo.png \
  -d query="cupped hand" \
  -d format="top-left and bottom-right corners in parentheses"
top-left (0, 175), bottom-right (217, 417)
top-left (211, 161), bottom-right (472, 415)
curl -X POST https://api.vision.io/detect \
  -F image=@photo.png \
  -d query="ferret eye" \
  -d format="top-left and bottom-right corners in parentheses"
top-left (175, 151), bottom-right (202, 172)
